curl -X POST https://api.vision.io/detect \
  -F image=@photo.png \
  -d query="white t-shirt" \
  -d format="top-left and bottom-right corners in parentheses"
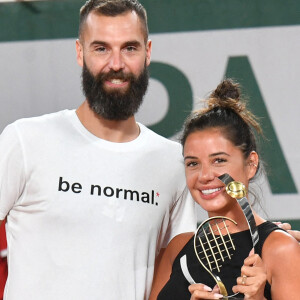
top-left (0, 110), bottom-right (196, 300)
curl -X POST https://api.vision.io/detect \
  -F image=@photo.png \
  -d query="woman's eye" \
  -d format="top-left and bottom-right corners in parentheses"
top-left (214, 158), bottom-right (226, 164)
top-left (186, 161), bottom-right (197, 167)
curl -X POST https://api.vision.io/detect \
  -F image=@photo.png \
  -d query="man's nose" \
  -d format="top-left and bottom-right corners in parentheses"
top-left (108, 51), bottom-right (125, 71)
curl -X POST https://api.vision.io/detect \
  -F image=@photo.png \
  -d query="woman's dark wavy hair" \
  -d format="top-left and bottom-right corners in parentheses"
top-left (181, 79), bottom-right (263, 180)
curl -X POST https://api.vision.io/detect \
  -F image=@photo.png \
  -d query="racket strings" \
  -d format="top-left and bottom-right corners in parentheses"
top-left (195, 219), bottom-right (236, 272)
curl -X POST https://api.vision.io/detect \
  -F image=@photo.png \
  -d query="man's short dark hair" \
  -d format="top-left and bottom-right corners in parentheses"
top-left (79, 0), bottom-right (148, 43)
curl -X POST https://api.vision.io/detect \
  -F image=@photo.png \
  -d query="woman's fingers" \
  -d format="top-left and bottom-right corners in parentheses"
top-left (232, 252), bottom-right (267, 299)
top-left (212, 285), bottom-right (220, 294)
top-left (188, 284), bottom-right (223, 299)
top-left (188, 283), bottom-right (212, 292)
top-left (243, 251), bottom-right (263, 267)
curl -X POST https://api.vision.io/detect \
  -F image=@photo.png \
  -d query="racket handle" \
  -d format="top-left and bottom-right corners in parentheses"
top-left (214, 275), bottom-right (228, 297)
top-left (180, 255), bottom-right (235, 298)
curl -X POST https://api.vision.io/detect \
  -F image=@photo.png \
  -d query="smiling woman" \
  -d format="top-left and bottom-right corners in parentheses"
top-left (183, 128), bottom-right (258, 217)
top-left (149, 79), bottom-right (300, 300)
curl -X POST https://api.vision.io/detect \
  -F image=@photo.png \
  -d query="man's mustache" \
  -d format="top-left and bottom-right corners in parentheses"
top-left (95, 70), bottom-right (135, 83)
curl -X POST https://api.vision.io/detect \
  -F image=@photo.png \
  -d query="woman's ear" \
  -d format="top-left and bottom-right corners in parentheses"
top-left (247, 151), bottom-right (259, 180)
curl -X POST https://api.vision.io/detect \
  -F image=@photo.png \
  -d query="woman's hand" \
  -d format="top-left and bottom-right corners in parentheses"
top-left (232, 249), bottom-right (267, 300)
top-left (188, 283), bottom-right (223, 299)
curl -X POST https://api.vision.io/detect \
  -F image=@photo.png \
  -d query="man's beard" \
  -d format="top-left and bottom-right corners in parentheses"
top-left (81, 61), bottom-right (149, 120)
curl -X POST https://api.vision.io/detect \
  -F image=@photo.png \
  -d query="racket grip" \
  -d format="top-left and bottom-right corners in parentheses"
top-left (214, 275), bottom-right (228, 297)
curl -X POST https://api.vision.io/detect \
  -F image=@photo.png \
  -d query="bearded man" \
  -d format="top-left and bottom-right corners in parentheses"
top-left (0, 1), bottom-right (196, 299)
top-left (1, 1), bottom-right (298, 299)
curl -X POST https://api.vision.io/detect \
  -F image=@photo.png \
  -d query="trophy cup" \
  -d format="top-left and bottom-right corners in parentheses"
top-left (180, 173), bottom-right (259, 299)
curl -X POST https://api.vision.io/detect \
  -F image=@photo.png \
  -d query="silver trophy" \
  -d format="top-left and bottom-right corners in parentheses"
top-left (180, 173), bottom-right (259, 299)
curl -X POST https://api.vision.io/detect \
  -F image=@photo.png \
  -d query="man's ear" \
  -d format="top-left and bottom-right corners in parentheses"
top-left (145, 39), bottom-right (152, 67)
top-left (76, 39), bottom-right (84, 67)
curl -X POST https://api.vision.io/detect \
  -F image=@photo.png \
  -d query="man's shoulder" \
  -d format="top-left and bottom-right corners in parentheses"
top-left (1, 110), bottom-right (74, 143)
top-left (13, 109), bottom-right (73, 128)
top-left (139, 123), bottom-right (182, 150)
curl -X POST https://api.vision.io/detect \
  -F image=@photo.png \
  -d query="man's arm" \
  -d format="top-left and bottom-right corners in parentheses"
top-left (274, 222), bottom-right (300, 242)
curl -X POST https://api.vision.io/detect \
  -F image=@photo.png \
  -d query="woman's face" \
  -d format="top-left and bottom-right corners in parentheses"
top-left (183, 128), bottom-right (258, 216)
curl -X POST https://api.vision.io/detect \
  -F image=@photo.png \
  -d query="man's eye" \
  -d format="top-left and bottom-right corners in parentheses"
top-left (96, 47), bottom-right (106, 52)
top-left (125, 46), bottom-right (136, 52)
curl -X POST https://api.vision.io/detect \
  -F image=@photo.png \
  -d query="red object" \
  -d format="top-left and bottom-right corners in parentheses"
top-left (0, 222), bottom-right (8, 299)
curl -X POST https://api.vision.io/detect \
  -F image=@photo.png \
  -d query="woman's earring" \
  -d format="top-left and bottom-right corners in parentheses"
top-left (249, 163), bottom-right (257, 168)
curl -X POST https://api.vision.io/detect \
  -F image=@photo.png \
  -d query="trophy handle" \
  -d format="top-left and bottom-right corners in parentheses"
top-left (180, 255), bottom-right (228, 297)
top-left (180, 255), bottom-right (196, 284)
top-left (218, 174), bottom-right (259, 247)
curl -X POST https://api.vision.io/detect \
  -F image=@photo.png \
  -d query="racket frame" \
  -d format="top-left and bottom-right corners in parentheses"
top-left (193, 216), bottom-right (238, 297)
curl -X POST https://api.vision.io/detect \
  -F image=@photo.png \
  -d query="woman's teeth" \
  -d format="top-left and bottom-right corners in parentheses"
top-left (201, 187), bottom-right (221, 195)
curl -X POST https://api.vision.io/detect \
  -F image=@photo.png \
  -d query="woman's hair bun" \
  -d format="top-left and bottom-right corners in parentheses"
top-left (207, 78), bottom-right (245, 113)
top-left (195, 78), bottom-right (262, 134)
top-left (211, 78), bottom-right (240, 101)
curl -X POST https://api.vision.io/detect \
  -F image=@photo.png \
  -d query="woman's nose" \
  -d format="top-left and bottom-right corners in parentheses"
top-left (198, 164), bottom-right (215, 183)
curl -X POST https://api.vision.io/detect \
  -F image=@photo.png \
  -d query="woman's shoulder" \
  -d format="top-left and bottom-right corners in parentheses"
top-left (166, 232), bottom-right (194, 264)
top-left (262, 227), bottom-right (300, 296)
top-left (262, 228), bottom-right (300, 277)
top-left (149, 232), bottom-right (194, 300)
top-left (263, 229), bottom-right (300, 257)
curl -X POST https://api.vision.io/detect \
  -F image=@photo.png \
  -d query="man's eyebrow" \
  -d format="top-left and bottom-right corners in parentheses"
top-left (90, 40), bottom-right (109, 47)
top-left (89, 40), bottom-right (142, 48)
top-left (122, 40), bottom-right (142, 47)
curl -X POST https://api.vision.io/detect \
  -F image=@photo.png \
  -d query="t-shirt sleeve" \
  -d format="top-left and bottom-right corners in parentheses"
top-left (161, 187), bottom-right (196, 249)
top-left (0, 124), bottom-right (26, 220)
